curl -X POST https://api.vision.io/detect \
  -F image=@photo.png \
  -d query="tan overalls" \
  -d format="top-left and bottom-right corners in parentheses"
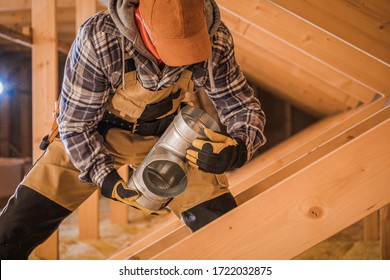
top-left (21, 58), bottom-right (230, 218)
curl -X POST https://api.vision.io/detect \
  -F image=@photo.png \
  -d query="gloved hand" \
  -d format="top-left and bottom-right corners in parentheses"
top-left (186, 128), bottom-right (247, 174)
top-left (101, 169), bottom-right (140, 205)
top-left (101, 169), bottom-right (170, 215)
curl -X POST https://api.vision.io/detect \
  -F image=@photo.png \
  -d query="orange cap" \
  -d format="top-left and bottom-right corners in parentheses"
top-left (139, 0), bottom-right (212, 66)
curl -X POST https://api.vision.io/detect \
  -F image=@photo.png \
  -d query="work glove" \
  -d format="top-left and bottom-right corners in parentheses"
top-left (186, 128), bottom-right (247, 174)
top-left (101, 169), bottom-right (140, 205)
top-left (101, 169), bottom-right (170, 215)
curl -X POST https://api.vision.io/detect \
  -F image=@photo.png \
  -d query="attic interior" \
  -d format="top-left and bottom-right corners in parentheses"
top-left (0, 0), bottom-right (389, 260)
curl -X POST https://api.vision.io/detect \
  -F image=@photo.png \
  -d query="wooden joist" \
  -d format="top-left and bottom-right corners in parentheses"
top-left (0, 8), bottom-right (76, 25)
top-left (76, 0), bottom-right (100, 241)
top-left (381, 206), bottom-right (390, 259)
top-left (0, 0), bottom-right (105, 11)
top-left (109, 165), bottom-right (131, 225)
top-left (364, 212), bottom-right (379, 241)
top-left (270, 0), bottom-right (390, 64)
top-left (0, 24), bottom-right (32, 49)
top-left (228, 94), bottom-right (385, 196)
top-left (236, 105), bottom-right (390, 204)
top-left (0, 24), bottom-right (70, 54)
top-left (217, 0), bottom-right (390, 115)
top-left (31, 0), bottom-right (59, 260)
top-left (108, 97), bottom-right (386, 260)
top-left (152, 107), bottom-right (390, 259)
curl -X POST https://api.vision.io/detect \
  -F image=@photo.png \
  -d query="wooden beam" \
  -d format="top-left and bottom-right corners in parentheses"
top-left (110, 165), bottom-right (130, 225)
top-left (219, 8), bottom-right (378, 116)
top-left (364, 211), bottom-right (379, 241)
top-left (270, 0), bottom-right (390, 64)
top-left (108, 96), bottom-right (386, 259)
top-left (0, 24), bottom-right (70, 54)
top-left (0, 24), bottom-right (32, 48)
top-left (217, 0), bottom-right (390, 96)
top-left (235, 106), bottom-right (390, 204)
top-left (153, 113), bottom-right (390, 259)
top-left (346, 0), bottom-right (390, 20)
top-left (75, 0), bottom-right (97, 28)
top-left (228, 95), bottom-right (385, 194)
top-left (107, 214), bottom-right (182, 260)
top-left (31, 0), bottom-right (58, 260)
top-left (76, 0), bottom-right (99, 241)
top-left (231, 29), bottom-right (361, 116)
top-left (0, 0), bottom-right (106, 11)
top-left (380, 205), bottom-right (390, 259)
top-left (78, 190), bottom-right (100, 240)
top-left (0, 0), bottom-right (74, 11)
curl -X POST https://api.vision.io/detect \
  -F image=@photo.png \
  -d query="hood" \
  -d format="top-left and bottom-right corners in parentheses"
top-left (108, 0), bottom-right (221, 57)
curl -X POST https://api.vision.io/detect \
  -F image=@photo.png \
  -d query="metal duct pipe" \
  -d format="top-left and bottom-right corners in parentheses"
top-left (129, 105), bottom-right (220, 210)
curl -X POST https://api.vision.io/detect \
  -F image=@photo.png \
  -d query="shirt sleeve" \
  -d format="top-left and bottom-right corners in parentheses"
top-left (58, 20), bottom-right (114, 187)
top-left (203, 22), bottom-right (267, 161)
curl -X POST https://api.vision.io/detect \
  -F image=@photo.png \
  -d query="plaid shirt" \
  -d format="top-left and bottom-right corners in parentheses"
top-left (58, 11), bottom-right (266, 187)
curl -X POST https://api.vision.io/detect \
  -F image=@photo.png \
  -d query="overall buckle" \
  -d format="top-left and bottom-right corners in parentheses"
top-left (132, 121), bottom-right (139, 134)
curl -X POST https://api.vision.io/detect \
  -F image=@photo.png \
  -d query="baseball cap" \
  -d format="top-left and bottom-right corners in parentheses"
top-left (139, 0), bottom-right (212, 66)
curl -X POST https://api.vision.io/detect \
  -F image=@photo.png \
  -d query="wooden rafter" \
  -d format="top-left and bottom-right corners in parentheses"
top-left (0, 24), bottom-right (70, 54)
top-left (0, 24), bottom-right (32, 48)
top-left (217, 0), bottom-right (390, 100)
top-left (31, 0), bottom-right (59, 260)
top-left (108, 96), bottom-right (386, 260)
top-left (0, 0), bottom-right (106, 11)
top-left (270, 0), bottom-right (390, 64)
top-left (152, 108), bottom-right (390, 259)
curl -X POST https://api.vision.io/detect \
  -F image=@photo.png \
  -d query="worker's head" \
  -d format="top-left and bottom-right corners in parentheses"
top-left (139, 0), bottom-right (211, 66)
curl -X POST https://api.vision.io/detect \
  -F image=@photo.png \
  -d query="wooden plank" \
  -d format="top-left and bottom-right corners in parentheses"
top-left (128, 222), bottom-right (190, 260)
top-left (153, 115), bottom-right (390, 259)
top-left (110, 165), bottom-right (130, 225)
top-left (0, 10), bottom-right (32, 25)
top-left (271, 0), bottom-right (390, 64)
top-left (228, 95), bottom-right (385, 194)
top-left (78, 190), bottom-right (100, 240)
top-left (235, 106), bottom-right (390, 204)
top-left (110, 200), bottom-right (128, 225)
top-left (221, 9), bottom-right (377, 116)
top-left (346, 0), bottom-right (390, 20)
top-left (223, 10), bottom-right (376, 106)
top-left (218, 0), bottom-right (390, 96)
top-left (232, 30), bottom-right (362, 116)
top-left (75, 0), bottom-right (97, 28)
top-left (0, 8), bottom-right (76, 25)
top-left (108, 97), bottom-right (385, 259)
top-left (380, 205), bottom-right (390, 260)
top-left (364, 211), bottom-right (379, 241)
top-left (0, 0), bottom-right (74, 11)
top-left (0, 24), bottom-right (32, 48)
top-left (107, 213), bottom-right (180, 259)
top-left (31, 0), bottom-right (58, 260)
top-left (0, 0), bottom-right (106, 11)
top-left (76, 0), bottom-right (99, 241)
top-left (0, 24), bottom-right (69, 54)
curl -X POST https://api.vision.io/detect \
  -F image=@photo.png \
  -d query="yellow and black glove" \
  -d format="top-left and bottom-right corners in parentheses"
top-left (186, 128), bottom-right (247, 174)
top-left (101, 169), bottom-right (170, 215)
top-left (101, 169), bottom-right (140, 205)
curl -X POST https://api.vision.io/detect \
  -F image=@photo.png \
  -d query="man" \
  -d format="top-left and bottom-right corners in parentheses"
top-left (0, 0), bottom-right (266, 259)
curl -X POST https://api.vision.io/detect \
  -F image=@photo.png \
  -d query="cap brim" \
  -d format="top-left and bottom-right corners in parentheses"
top-left (153, 23), bottom-right (212, 66)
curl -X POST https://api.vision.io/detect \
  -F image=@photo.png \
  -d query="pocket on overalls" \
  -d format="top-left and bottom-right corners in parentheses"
top-left (111, 89), bottom-right (146, 120)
